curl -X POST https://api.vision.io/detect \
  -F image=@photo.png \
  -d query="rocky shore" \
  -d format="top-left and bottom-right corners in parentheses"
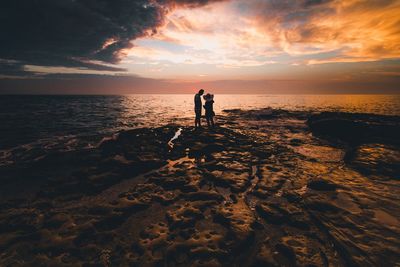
top-left (0, 109), bottom-right (399, 266)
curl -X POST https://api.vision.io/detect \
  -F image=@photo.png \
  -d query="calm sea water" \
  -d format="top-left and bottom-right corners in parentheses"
top-left (0, 94), bottom-right (399, 153)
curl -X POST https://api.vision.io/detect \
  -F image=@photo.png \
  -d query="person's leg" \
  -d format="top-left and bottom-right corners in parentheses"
top-left (198, 111), bottom-right (202, 128)
top-left (195, 110), bottom-right (201, 129)
top-left (210, 117), bottom-right (215, 127)
top-left (206, 117), bottom-right (211, 127)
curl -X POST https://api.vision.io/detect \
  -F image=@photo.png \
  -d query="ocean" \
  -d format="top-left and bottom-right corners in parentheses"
top-left (1, 94), bottom-right (399, 164)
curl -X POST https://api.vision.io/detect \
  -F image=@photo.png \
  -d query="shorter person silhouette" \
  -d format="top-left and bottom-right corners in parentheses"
top-left (203, 93), bottom-right (215, 128)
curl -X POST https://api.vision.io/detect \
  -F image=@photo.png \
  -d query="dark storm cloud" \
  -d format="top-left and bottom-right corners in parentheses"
top-left (0, 61), bottom-right (32, 77)
top-left (0, 0), bottom-right (224, 76)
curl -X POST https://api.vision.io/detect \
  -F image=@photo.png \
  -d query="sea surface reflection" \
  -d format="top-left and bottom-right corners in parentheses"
top-left (0, 94), bottom-right (399, 152)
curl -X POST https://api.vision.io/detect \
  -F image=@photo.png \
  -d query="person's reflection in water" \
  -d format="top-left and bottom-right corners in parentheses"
top-left (194, 89), bottom-right (204, 129)
top-left (203, 93), bottom-right (215, 128)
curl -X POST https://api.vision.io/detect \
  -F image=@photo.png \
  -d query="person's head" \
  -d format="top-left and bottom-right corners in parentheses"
top-left (198, 89), bottom-right (204, 95)
top-left (203, 93), bottom-right (214, 102)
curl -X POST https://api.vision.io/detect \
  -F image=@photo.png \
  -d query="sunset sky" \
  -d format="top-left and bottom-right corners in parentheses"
top-left (0, 0), bottom-right (399, 94)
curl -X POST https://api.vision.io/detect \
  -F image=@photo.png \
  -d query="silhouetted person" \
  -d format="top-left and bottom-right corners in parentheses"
top-left (194, 89), bottom-right (204, 129)
top-left (203, 93), bottom-right (215, 128)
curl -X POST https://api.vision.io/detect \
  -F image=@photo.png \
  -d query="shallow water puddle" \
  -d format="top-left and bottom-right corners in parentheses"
top-left (168, 127), bottom-right (183, 150)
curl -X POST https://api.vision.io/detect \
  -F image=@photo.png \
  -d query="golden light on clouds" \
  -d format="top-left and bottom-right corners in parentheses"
top-left (274, 0), bottom-right (400, 63)
top-left (2, 0), bottom-right (399, 93)
top-left (128, 0), bottom-right (400, 69)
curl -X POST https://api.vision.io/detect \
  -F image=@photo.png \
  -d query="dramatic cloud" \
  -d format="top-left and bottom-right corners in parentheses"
top-left (129, 0), bottom-right (400, 70)
top-left (1, 0), bottom-right (399, 93)
top-left (126, 1), bottom-right (279, 70)
top-left (235, 0), bottom-right (400, 62)
top-left (0, 0), bottom-right (225, 75)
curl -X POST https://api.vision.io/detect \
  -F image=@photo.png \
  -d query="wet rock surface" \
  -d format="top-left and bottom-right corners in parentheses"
top-left (0, 108), bottom-right (399, 266)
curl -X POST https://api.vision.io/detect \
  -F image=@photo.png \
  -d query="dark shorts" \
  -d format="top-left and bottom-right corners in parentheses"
top-left (195, 109), bottom-right (201, 118)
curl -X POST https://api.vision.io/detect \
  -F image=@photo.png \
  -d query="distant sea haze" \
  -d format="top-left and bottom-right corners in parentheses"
top-left (0, 94), bottom-right (399, 152)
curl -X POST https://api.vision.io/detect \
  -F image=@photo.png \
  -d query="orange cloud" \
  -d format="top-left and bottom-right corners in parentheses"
top-left (133, 0), bottom-right (400, 65)
top-left (249, 0), bottom-right (400, 62)
top-left (122, 0), bottom-right (400, 81)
